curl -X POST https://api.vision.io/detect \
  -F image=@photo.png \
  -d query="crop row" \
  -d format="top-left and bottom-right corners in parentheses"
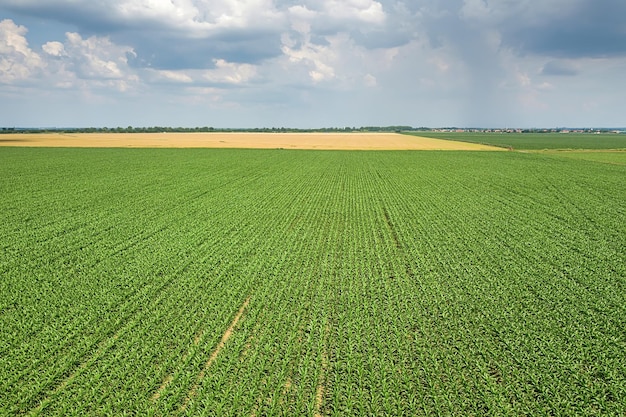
top-left (0, 148), bottom-right (624, 415)
top-left (407, 131), bottom-right (626, 150)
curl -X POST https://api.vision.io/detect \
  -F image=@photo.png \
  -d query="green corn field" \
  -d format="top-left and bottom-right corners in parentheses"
top-left (1, 147), bottom-right (624, 416)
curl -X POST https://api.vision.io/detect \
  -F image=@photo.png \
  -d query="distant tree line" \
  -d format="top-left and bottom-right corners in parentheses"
top-left (0, 126), bottom-right (433, 134)
top-left (1, 126), bottom-right (622, 134)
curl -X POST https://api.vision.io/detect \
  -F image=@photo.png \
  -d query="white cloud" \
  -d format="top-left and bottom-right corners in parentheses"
top-left (42, 41), bottom-right (66, 57)
top-left (277, 26), bottom-right (402, 89)
top-left (0, 0), bottom-right (396, 72)
top-left (281, 31), bottom-right (337, 83)
top-left (1, 0), bottom-right (285, 35)
top-left (363, 73), bottom-right (377, 87)
top-left (115, 0), bottom-right (199, 23)
top-left (0, 19), bottom-right (44, 83)
top-left (63, 32), bottom-right (135, 80)
top-left (286, 0), bottom-right (386, 34)
top-left (287, 4), bottom-right (318, 20)
top-left (105, 0), bottom-right (285, 37)
top-left (149, 69), bottom-right (194, 83)
top-left (321, 0), bottom-right (386, 24)
top-left (0, 20), bottom-right (139, 92)
top-left (203, 59), bottom-right (257, 84)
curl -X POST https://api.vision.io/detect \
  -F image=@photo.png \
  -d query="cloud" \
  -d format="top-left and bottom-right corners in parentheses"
top-left (0, 19), bottom-right (44, 83)
top-left (540, 60), bottom-right (579, 76)
top-left (286, 0), bottom-right (407, 50)
top-left (319, 0), bottom-right (386, 24)
top-left (0, 20), bottom-right (139, 91)
top-left (125, 32), bottom-right (282, 70)
top-left (1, 1), bottom-right (625, 128)
top-left (278, 25), bottom-right (392, 88)
top-left (112, 0), bottom-right (285, 36)
top-left (363, 73), bottom-right (377, 87)
top-left (418, 0), bottom-right (626, 59)
top-left (62, 32), bottom-right (136, 80)
top-left (281, 29), bottom-right (337, 83)
top-left (0, 0), bottom-right (284, 35)
top-left (203, 59), bottom-right (257, 85)
top-left (494, 0), bottom-right (626, 58)
top-left (0, 0), bottom-right (286, 70)
top-left (42, 41), bottom-right (66, 57)
top-left (148, 69), bottom-right (193, 83)
top-left (459, 0), bottom-right (490, 21)
top-left (0, 0), bottom-right (395, 71)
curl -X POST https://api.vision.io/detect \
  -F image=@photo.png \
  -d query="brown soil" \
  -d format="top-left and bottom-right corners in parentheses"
top-left (180, 297), bottom-right (251, 411)
top-left (150, 375), bottom-right (173, 402)
top-left (314, 322), bottom-right (331, 417)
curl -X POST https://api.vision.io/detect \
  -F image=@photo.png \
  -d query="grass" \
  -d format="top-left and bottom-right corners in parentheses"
top-left (405, 131), bottom-right (626, 150)
top-left (1, 147), bottom-right (624, 415)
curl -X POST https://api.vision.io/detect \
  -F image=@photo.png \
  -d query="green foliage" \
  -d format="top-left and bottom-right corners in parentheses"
top-left (541, 150), bottom-right (626, 165)
top-left (1, 148), bottom-right (624, 415)
top-left (405, 131), bottom-right (626, 150)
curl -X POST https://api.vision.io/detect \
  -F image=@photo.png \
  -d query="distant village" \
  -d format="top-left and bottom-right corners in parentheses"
top-left (431, 128), bottom-right (625, 134)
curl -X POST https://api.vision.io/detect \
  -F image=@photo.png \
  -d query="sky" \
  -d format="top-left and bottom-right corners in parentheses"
top-left (1, 0), bottom-right (625, 128)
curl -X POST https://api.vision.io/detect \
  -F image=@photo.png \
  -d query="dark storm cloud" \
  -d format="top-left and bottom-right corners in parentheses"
top-left (499, 0), bottom-right (626, 58)
top-left (403, 0), bottom-right (626, 59)
top-left (351, 30), bottom-right (412, 49)
top-left (0, 1), bottom-right (127, 34)
top-left (540, 60), bottom-right (579, 76)
top-left (3, 0), bottom-right (625, 65)
top-left (413, 0), bottom-right (510, 125)
top-left (126, 32), bottom-right (282, 70)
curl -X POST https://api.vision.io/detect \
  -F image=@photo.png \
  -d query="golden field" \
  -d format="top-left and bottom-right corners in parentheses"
top-left (0, 132), bottom-right (505, 150)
